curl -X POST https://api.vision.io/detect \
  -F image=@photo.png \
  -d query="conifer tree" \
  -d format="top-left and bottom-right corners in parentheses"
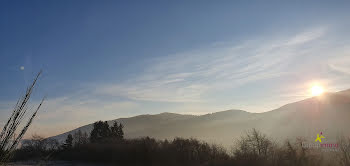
top-left (90, 121), bottom-right (111, 143)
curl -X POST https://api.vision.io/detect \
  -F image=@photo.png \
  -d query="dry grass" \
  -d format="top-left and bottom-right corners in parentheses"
top-left (0, 71), bottom-right (45, 164)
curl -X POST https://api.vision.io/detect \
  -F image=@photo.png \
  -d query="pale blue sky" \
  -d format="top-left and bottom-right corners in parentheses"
top-left (1, 1), bottom-right (350, 136)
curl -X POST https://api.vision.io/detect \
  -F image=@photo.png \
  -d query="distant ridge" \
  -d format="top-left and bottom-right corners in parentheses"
top-left (49, 89), bottom-right (350, 147)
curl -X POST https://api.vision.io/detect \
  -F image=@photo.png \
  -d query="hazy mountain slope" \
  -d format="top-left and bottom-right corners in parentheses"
top-left (261, 90), bottom-right (350, 141)
top-left (50, 89), bottom-right (350, 146)
top-left (51, 112), bottom-right (196, 143)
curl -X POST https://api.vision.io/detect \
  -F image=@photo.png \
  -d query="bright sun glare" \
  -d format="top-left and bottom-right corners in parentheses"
top-left (311, 85), bottom-right (324, 96)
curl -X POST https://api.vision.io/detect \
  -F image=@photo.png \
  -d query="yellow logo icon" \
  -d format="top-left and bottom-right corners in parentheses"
top-left (315, 132), bottom-right (325, 143)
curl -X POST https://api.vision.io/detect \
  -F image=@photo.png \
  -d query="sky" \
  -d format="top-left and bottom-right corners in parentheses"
top-left (1, 1), bottom-right (350, 137)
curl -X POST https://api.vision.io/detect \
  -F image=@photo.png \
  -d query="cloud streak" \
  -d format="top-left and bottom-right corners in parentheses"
top-left (95, 27), bottom-right (328, 103)
top-left (6, 26), bottom-right (350, 138)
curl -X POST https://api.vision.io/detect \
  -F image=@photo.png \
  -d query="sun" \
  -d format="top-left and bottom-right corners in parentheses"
top-left (311, 85), bottom-right (324, 96)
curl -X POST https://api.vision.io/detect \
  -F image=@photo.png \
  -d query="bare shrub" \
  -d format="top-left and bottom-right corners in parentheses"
top-left (13, 135), bottom-right (59, 162)
top-left (337, 136), bottom-right (350, 166)
top-left (281, 138), bottom-right (323, 166)
top-left (72, 130), bottom-right (88, 147)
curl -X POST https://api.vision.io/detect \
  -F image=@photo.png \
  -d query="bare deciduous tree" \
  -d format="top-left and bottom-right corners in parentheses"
top-left (337, 135), bottom-right (350, 166)
top-left (233, 128), bottom-right (276, 165)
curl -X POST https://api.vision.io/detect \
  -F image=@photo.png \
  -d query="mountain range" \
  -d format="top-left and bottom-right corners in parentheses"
top-left (50, 89), bottom-right (350, 147)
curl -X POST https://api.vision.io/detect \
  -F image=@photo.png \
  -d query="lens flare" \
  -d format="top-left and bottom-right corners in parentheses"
top-left (311, 85), bottom-right (324, 96)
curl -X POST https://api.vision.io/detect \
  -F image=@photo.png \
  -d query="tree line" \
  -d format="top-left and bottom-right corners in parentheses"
top-left (11, 122), bottom-right (350, 166)
top-left (62, 121), bottom-right (124, 149)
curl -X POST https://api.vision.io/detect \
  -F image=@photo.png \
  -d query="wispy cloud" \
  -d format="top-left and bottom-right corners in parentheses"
top-left (286, 27), bottom-right (326, 45)
top-left (95, 27), bottom-right (327, 103)
top-left (329, 56), bottom-right (350, 76)
top-left (6, 26), bottom-right (350, 137)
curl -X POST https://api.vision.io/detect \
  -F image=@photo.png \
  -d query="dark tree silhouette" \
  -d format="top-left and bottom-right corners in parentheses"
top-left (63, 134), bottom-right (73, 149)
top-left (110, 121), bottom-right (124, 140)
top-left (90, 121), bottom-right (111, 143)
